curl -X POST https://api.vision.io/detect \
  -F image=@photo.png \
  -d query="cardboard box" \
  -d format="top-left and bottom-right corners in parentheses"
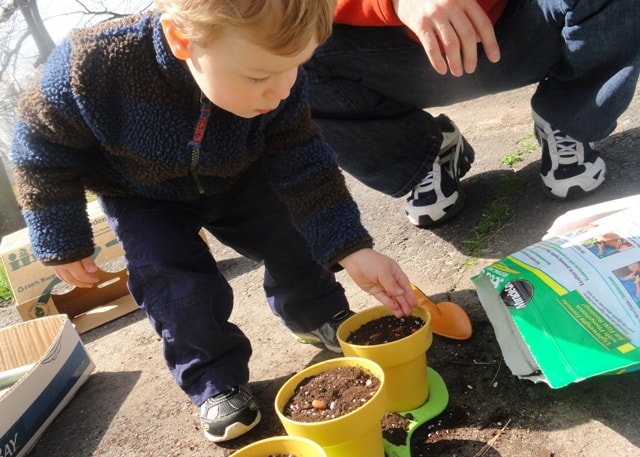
top-left (0, 315), bottom-right (95, 457)
top-left (0, 200), bottom-right (139, 333)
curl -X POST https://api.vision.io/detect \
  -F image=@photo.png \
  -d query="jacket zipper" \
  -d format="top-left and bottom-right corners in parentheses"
top-left (189, 93), bottom-right (211, 195)
top-left (190, 146), bottom-right (205, 195)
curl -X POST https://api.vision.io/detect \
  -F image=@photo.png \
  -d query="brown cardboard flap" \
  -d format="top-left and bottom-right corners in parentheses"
top-left (51, 269), bottom-right (129, 318)
top-left (0, 316), bottom-right (63, 370)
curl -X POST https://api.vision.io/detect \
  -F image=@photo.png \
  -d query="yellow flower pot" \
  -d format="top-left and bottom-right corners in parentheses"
top-left (336, 305), bottom-right (433, 412)
top-left (275, 357), bottom-right (387, 457)
top-left (229, 435), bottom-right (327, 457)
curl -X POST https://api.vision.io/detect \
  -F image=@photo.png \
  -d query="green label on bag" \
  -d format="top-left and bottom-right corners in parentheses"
top-left (558, 290), bottom-right (631, 351)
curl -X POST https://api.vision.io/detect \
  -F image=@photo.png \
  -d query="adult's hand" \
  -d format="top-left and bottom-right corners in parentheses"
top-left (392, 0), bottom-right (500, 76)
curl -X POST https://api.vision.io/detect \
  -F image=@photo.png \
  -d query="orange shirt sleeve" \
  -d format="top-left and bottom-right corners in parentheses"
top-left (334, 0), bottom-right (403, 26)
top-left (334, 0), bottom-right (508, 26)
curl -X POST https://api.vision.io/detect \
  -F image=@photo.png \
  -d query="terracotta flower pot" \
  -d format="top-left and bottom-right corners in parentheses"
top-left (336, 305), bottom-right (433, 412)
top-left (275, 357), bottom-right (387, 457)
top-left (229, 435), bottom-right (327, 457)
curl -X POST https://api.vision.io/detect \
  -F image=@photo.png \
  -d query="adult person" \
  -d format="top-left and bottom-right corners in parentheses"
top-left (305, 0), bottom-right (640, 227)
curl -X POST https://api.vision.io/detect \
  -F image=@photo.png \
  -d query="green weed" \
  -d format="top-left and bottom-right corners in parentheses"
top-left (500, 152), bottom-right (524, 166)
top-left (463, 200), bottom-right (514, 258)
top-left (0, 192), bottom-right (99, 305)
top-left (500, 133), bottom-right (537, 166)
top-left (461, 173), bottom-right (526, 267)
top-left (0, 265), bottom-right (12, 304)
top-left (463, 134), bottom-right (535, 265)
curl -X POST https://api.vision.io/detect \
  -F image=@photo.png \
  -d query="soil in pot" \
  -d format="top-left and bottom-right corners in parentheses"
top-left (343, 314), bottom-right (427, 445)
top-left (282, 365), bottom-right (381, 422)
top-left (345, 315), bottom-right (425, 345)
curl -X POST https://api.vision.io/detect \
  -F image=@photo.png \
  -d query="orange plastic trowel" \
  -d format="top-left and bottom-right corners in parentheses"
top-left (411, 283), bottom-right (473, 340)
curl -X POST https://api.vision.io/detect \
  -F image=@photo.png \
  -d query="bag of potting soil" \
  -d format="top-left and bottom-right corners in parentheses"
top-left (472, 195), bottom-right (640, 388)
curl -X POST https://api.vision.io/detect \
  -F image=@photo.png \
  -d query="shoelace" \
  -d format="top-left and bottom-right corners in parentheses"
top-left (412, 136), bottom-right (463, 199)
top-left (413, 169), bottom-right (437, 197)
top-left (551, 130), bottom-right (582, 165)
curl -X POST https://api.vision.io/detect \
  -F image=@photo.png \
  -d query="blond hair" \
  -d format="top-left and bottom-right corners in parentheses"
top-left (154, 0), bottom-right (336, 55)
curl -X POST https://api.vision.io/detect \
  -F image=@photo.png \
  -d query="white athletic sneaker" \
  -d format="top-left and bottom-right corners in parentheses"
top-left (533, 110), bottom-right (606, 200)
top-left (405, 114), bottom-right (475, 227)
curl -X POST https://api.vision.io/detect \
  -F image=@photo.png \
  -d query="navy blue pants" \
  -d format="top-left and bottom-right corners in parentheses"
top-left (99, 167), bottom-right (349, 406)
top-left (306, 0), bottom-right (640, 196)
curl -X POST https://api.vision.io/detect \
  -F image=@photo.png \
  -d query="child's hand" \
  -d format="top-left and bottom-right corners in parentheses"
top-left (53, 257), bottom-right (100, 288)
top-left (339, 248), bottom-right (417, 317)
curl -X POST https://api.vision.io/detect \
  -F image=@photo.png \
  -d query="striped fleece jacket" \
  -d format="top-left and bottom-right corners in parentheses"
top-left (10, 11), bottom-right (373, 269)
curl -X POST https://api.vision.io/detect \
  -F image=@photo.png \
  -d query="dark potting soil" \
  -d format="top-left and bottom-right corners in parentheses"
top-left (346, 314), bottom-right (427, 446)
top-left (345, 315), bottom-right (425, 345)
top-left (382, 412), bottom-right (412, 445)
top-left (282, 315), bottom-right (423, 445)
top-left (282, 365), bottom-right (381, 423)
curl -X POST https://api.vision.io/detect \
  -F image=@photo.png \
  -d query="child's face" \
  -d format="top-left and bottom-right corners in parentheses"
top-left (166, 21), bottom-right (318, 118)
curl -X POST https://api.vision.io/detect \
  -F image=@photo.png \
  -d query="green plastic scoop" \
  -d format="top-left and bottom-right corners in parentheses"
top-left (383, 367), bottom-right (449, 457)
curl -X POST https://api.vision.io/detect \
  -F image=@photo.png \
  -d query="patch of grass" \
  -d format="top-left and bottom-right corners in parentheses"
top-left (0, 264), bottom-right (12, 304)
top-left (461, 134), bottom-right (535, 265)
top-left (500, 152), bottom-right (524, 166)
top-left (461, 173), bottom-right (527, 267)
top-left (463, 200), bottom-right (514, 261)
top-left (0, 192), bottom-right (99, 305)
top-left (495, 174), bottom-right (528, 196)
top-left (500, 133), bottom-right (538, 166)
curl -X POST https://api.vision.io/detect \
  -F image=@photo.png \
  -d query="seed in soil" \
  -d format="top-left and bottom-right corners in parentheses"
top-left (283, 366), bottom-right (380, 423)
top-left (311, 399), bottom-right (327, 410)
top-left (346, 315), bottom-right (425, 345)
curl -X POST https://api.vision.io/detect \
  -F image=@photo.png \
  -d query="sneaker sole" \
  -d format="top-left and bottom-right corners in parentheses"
top-left (291, 333), bottom-right (342, 353)
top-left (408, 189), bottom-right (466, 226)
top-left (292, 333), bottom-right (322, 344)
top-left (541, 157), bottom-right (606, 200)
top-left (203, 410), bottom-right (262, 443)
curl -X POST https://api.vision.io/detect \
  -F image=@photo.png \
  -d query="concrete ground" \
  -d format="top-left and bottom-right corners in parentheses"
top-left (3, 82), bottom-right (640, 456)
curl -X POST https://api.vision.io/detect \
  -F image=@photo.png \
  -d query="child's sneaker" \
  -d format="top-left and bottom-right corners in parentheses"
top-left (291, 309), bottom-right (354, 353)
top-left (533, 110), bottom-right (606, 200)
top-left (405, 114), bottom-right (475, 227)
top-left (200, 385), bottom-right (261, 442)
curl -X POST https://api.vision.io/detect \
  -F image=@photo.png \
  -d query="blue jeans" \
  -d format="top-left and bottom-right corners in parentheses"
top-left (99, 166), bottom-right (349, 406)
top-left (306, 0), bottom-right (640, 196)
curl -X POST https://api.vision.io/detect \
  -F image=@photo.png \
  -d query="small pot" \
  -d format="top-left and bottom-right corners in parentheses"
top-left (229, 435), bottom-right (327, 457)
top-left (336, 305), bottom-right (433, 412)
top-left (275, 357), bottom-right (387, 457)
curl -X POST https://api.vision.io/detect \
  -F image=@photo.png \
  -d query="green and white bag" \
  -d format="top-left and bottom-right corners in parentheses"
top-left (473, 195), bottom-right (640, 388)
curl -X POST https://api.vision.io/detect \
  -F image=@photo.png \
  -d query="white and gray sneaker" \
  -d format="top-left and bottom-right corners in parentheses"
top-left (533, 110), bottom-right (606, 200)
top-left (406, 114), bottom-right (475, 227)
top-left (200, 384), bottom-right (261, 442)
top-left (291, 309), bottom-right (354, 353)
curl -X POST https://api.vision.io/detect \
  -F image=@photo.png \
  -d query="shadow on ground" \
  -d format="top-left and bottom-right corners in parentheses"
top-left (26, 371), bottom-right (142, 455)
